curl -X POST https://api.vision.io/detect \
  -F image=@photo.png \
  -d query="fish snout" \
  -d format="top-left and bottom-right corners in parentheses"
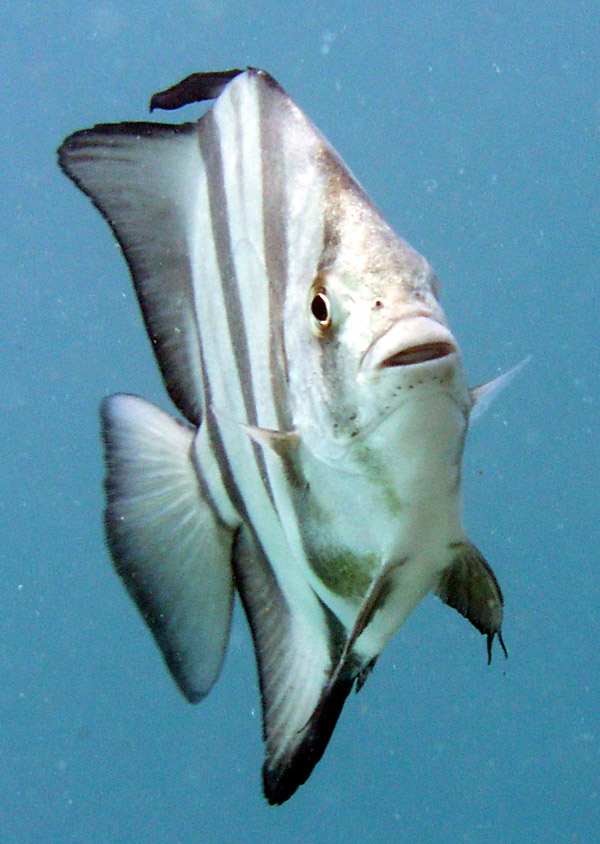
top-left (360, 316), bottom-right (459, 373)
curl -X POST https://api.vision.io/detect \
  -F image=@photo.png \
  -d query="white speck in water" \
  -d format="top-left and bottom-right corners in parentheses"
top-left (320, 30), bottom-right (336, 55)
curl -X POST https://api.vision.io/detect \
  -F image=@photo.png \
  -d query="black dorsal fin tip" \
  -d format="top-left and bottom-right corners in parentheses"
top-left (149, 69), bottom-right (246, 112)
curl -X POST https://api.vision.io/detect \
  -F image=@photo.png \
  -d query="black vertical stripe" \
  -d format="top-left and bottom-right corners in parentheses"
top-left (255, 77), bottom-right (314, 494)
top-left (197, 341), bottom-right (246, 519)
top-left (257, 75), bottom-right (294, 434)
top-left (197, 107), bottom-right (277, 510)
top-left (197, 111), bottom-right (255, 422)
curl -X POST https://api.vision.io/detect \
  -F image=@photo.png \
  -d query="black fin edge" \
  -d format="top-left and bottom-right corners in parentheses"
top-left (262, 669), bottom-right (355, 806)
top-left (262, 564), bottom-right (398, 805)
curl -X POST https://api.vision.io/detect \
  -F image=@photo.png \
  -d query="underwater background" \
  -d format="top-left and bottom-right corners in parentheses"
top-left (2, 1), bottom-right (598, 841)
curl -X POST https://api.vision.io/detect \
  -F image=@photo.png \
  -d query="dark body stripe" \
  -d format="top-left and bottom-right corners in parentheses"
top-left (257, 75), bottom-right (294, 434)
top-left (197, 108), bottom-right (278, 511)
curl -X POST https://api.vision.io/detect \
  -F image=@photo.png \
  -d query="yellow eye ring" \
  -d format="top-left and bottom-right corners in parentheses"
top-left (310, 290), bottom-right (331, 328)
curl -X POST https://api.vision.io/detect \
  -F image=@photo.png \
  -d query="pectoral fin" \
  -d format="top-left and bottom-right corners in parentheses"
top-left (436, 542), bottom-right (507, 663)
top-left (210, 404), bottom-right (300, 457)
top-left (469, 356), bottom-right (531, 423)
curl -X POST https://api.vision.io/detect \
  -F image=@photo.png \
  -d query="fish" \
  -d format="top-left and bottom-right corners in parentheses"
top-left (57, 68), bottom-right (512, 805)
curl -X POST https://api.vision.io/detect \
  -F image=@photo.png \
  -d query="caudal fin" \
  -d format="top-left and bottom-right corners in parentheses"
top-left (102, 393), bottom-right (236, 701)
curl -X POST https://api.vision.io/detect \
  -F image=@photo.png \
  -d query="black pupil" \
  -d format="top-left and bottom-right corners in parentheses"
top-left (311, 293), bottom-right (329, 323)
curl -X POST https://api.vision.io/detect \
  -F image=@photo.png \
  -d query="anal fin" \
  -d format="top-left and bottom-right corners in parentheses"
top-left (232, 526), bottom-right (356, 805)
top-left (296, 557), bottom-right (402, 753)
top-left (435, 541), bottom-right (507, 663)
top-left (263, 559), bottom-right (403, 803)
top-left (101, 393), bottom-right (235, 702)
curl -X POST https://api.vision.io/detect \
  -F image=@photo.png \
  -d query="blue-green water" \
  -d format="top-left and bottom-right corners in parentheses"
top-left (2, 2), bottom-right (598, 842)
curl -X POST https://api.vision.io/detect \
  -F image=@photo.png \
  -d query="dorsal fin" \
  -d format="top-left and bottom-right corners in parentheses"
top-left (149, 69), bottom-right (245, 111)
top-left (59, 123), bottom-right (207, 425)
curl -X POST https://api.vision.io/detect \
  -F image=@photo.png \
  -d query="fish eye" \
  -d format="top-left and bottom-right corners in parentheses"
top-left (310, 290), bottom-right (331, 328)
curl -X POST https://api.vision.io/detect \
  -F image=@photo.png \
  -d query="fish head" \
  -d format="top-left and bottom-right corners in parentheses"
top-left (284, 200), bottom-right (471, 467)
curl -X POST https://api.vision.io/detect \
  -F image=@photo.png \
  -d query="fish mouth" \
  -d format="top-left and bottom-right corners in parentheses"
top-left (380, 341), bottom-right (456, 368)
top-left (361, 316), bottom-right (458, 373)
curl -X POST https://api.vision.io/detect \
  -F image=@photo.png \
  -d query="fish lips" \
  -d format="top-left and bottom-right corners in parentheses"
top-left (360, 316), bottom-right (459, 374)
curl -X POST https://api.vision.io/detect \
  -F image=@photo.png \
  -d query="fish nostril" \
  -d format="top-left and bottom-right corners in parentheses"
top-left (381, 342), bottom-right (455, 367)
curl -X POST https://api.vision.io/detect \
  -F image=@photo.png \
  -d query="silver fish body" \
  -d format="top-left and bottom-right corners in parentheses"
top-left (58, 69), bottom-right (507, 804)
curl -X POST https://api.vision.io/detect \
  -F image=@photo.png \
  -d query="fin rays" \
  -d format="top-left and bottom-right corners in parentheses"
top-left (102, 393), bottom-right (235, 701)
